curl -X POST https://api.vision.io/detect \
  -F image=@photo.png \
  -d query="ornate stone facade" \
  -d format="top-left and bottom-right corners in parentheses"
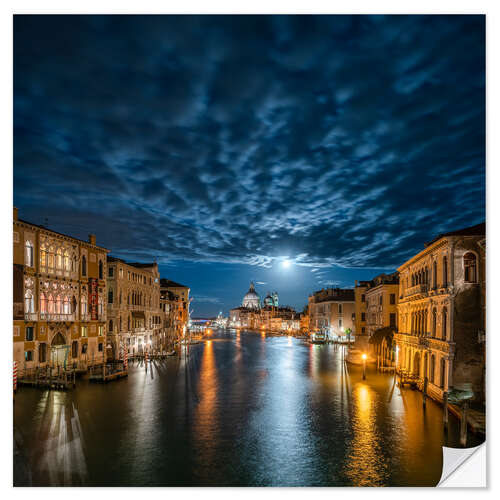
top-left (395, 222), bottom-right (485, 403)
top-left (13, 207), bottom-right (108, 370)
top-left (106, 257), bottom-right (161, 356)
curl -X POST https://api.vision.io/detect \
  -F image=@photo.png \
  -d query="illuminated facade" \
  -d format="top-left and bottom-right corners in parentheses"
top-left (364, 273), bottom-right (399, 337)
top-left (106, 257), bottom-right (161, 356)
top-left (395, 222), bottom-right (485, 403)
top-left (308, 288), bottom-right (355, 338)
top-left (160, 279), bottom-right (190, 339)
top-left (13, 207), bottom-right (108, 371)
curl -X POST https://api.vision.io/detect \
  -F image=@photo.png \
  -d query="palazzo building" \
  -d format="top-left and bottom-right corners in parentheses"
top-left (13, 207), bottom-right (108, 371)
top-left (394, 222), bottom-right (485, 403)
top-left (308, 288), bottom-right (356, 338)
top-left (106, 257), bottom-right (161, 356)
top-left (160, 279), bottom-right (190, 338)
top-left (364, 272), bottom-right (399, 336)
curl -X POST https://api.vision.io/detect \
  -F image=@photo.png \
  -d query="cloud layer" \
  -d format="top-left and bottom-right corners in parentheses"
top-left (14, 15), bottom-right (485, 277)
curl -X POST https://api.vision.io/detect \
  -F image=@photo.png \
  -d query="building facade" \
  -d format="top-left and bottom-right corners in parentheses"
top-left (106, 257), bottom-right (161, 357)
top-left (308, 288), bottom-right (356, 339)
top-left (364, 272), bottom-right (399, 337)
top-left (160, 286), bottom-right (184, 349)
top-left (160, 279), bottom-right (190, 339)
top-left (13, 207), bottom-right (108, 371)
top-left (394, 222), bottom-right (485, 403)
top-left (354, 280), bottom-right (370, 336)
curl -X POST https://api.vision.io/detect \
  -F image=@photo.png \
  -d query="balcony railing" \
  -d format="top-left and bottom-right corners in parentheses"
top-left (24, 312), bottom-right (38, 321)
top-left (40, 313), bottom-right (76, 322)
top-left (404, 284), bottom-right (428, 298)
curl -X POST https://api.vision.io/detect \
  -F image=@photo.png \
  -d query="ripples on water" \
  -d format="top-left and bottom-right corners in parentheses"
top-left (13, 329), bottom-right (483, 486)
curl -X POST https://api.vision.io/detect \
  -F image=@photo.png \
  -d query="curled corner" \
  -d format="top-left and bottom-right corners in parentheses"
top-left (438, 443), bottom-right (486, 487)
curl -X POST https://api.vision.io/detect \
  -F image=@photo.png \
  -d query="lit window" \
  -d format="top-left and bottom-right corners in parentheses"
top-left (81, 326), bottom-right (88, 338)
top-left (25, 240), bottom-right (34, 267)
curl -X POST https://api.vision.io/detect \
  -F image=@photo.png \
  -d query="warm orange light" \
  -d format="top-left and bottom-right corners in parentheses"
top-left (362, 353), bottom-right (367, 360)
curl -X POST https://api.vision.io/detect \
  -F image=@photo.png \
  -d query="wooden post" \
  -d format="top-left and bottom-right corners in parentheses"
top-left (103, 362), bottom-right (106, 382)
top-left (460, 400), bottom-right (468, 447)
top-left (443, 391), bottom-right (449, 431)
top-left (423, 377), bottom-right (428, 409)
top-left (377, 355), bottom-right (380, 371)
top-left (73, 367), bottom-right (76, 387)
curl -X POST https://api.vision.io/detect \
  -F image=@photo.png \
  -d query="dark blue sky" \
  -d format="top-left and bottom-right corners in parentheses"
top-left (14, 15), bottom-right (485, 316)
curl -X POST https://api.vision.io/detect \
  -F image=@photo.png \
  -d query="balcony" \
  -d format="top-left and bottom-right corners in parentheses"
top-left (40, 313), bottom-right (76, 322)
top-left (404, 284), bottom-right (428, 299)
top-left (80, 313), bottom-right (91, 322)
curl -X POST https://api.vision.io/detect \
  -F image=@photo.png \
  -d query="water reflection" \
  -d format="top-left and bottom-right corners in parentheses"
top-left (344, 384), bottom-right (388, 486)
top-left (14, 331), bottom-right (484, 487)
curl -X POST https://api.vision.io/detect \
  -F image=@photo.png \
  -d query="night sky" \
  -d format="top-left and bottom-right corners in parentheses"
top-left (14, 15), bottom-right (485, 316)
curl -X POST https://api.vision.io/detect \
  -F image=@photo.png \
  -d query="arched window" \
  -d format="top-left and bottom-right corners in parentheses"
top-left (55, 295), bottom-right (62, 314)
top-left (40, 244), bottom-right (47, 267)
top-left (81, 255), bottom-right (87, 276)
top-left (64, 250), bottom-right (70, 271)
top-left (81, 295), bottom-right (87, 315)
top-left (128, 316), bottom-right (131, 331)
top-left (109, 319), bottom-right (113, 333)
top-left (99, 260), bottom-right (103, 280)
top-left (108, 289), bottom-right (113, 304)
top-left (56, 248), bottom-right (63, 269)
top-left (24, 290), bottom-right (34, 313)
top-left (443, 256), bottom-right (448, 286)
top-left (430, 355), bottom-right (435, 384)
top-left (98, 296), bottom-right (103, 317)
top-left (25, 240), bottom-right (34, 267)
top-left (442, 307), bottom-right (447, 340)
top-left (63, 296), bottom-right (70, 315)
top-left (48, 247), bottom-right (55, 269)
top-left (425, 268), bottom-right (429, 284)
top-left (433, 261), bottom-right (438, 289)
top-left (40, 292), bottom-right (47, 313)
top-left (432, 308), bottom-right (437, 337)
top-left (440, 358), bottom-right (446, 388)
top-left (464, 252), bottom-right (477, 282)
top-left (48, 294), bottom-right (54, 313)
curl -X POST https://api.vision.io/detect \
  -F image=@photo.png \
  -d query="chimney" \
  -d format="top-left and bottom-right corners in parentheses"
top-left (13, 207), bottom-right (18, 221)
top-left (88, 234), bottom-right (96, 246)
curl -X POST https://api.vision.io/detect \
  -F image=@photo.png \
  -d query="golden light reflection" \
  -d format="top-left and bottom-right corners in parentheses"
top-left (343, 384), bottom-right (389, 486)
top-left (193, 339), bottom-right (218, 459)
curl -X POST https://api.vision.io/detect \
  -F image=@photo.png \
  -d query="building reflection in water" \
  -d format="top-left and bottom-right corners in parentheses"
top-left (343, 383), bottom-right (389, 486)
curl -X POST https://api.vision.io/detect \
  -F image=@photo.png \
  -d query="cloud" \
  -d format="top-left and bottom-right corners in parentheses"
top-left (14, 15), bottom-right (485, 274)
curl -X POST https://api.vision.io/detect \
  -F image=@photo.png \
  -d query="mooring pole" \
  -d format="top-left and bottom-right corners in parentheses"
top-left (460, 400), bottom-right (468, 447)
top-left (443, 391), bottom-right (449, 431)
top-left (423, 377), bottom-right (428, 409)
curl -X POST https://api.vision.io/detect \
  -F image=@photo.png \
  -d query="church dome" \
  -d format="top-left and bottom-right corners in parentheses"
top-left (242, 282), bottom-right (260, 309)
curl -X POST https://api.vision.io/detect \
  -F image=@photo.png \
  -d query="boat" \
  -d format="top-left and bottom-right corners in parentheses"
top-left (310, 331), bottom-right (326, 344)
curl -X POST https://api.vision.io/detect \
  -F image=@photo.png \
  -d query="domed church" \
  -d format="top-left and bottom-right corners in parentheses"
top-left (242, 282), bottom-right (261, 309)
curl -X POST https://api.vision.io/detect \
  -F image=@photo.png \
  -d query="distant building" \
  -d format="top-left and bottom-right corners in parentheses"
top-left (395, 222), bottom-right (485, 403)
top-left (354, 280), bottom-right (370, 336)
top-left (160, 279), bottom-right (190, 338)
top-left (308, 288), bottom-right (355, 339)
top-left (13, 207), bottom-right (108, 371)
top-left (242, 282), bottom-right (261, 309)
top-left (364, 272), bottom-right (399, 336)
top-left (106, 257), bottom-right (161, 357)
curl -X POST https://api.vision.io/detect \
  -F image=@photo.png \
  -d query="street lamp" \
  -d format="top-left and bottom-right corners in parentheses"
top-left (362, 353), bottom-right (367, 380)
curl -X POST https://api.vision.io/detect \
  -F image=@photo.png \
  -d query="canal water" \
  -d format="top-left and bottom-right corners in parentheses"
top-left (13, 329), bottom-right (483, 487)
